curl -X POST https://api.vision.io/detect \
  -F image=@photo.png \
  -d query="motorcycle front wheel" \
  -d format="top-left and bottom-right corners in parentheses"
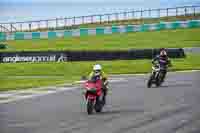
top-left (155, 72), bottom-right (162, 87)
top-left (87, 99), bottom-right (94, 115)
top-left (147, 74), bottom-right (154, 88)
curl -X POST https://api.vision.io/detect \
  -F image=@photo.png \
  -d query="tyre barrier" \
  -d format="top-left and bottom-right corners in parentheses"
top-left (0, 48), bottom-right (185, 63)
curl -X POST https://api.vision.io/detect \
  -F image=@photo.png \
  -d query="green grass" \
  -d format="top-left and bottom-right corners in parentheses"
top-left (1, 27), bottom-right (200, 91)
top-left (0, 54), bottom-right (200, 91)
top-left (2, 28), bottom-right (200, 52)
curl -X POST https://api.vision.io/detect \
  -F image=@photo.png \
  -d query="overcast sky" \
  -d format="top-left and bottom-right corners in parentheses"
top-left (0, 0), bottom-right (199, 4)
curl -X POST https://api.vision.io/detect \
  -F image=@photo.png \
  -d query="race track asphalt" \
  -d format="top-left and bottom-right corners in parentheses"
top-left (0, 71), bottom-right (200, 133)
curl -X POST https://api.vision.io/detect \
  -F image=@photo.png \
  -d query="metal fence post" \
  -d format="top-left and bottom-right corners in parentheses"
top-left (158, 9), bottom-right (161, 23)
top-left (115, 13), bottom-right (118, 21)
top-left (46, 20), bottom-right (48, 29)
top-left (141, 9), bottom-right (143, 18)
top-left (10, 23), bottom-right (13, 32)
top-left (184, 7), bottom-right (187, 16)
top-left (73, 17), bottom-right (76, 25)
top-left (132, 10), bottom-right (134, 18)
top-left (56, 18), bottom-right (58, 29)
top-left (124, 12), bottom-right (127, 20)
top-left (100, 15), bottom-right (102, 24)
top-left (140, 9), bottom-right (143, 24)
top-left (167, 8), bottom-right (169, 17)
top-left (82, 16), bottom-right (84, 24)
top-left (193, 6), bottom-right (196, 16)
top-left (107, 14), bottom-right (110, 23)
top-left (91, 15), bottom-right (93, 23)
top-left (29, 23), bottom-right (31, 32)
top-left (64, 18), bottom-right (67, 27)
top-left (20, 23), bottom-right (23, 32)
top-left (148, 9), bottom-right (151, 17)
top-left (38, 21), bottom-right (40, 31)
top-left (158, 9), bottom-right (160, 18)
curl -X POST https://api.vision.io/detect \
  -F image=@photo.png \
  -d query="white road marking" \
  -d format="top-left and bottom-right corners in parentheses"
top-left (0, 87), bottom-right (76, 104)
top-left (110, 70), bottom-right (200, 77)
top-left (0, 93), bottom-right (15, 97)
top-left (75, 78), bottom-right (127, 84)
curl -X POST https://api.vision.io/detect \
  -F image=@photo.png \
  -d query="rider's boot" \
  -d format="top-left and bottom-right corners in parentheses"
top-left (102, 88), bottom-right (107, 105)
top-left (161, 71), bottom-right (167, 83)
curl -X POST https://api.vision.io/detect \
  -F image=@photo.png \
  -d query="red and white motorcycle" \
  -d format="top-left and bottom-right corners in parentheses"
top-left (83, 79), bottom-right (105, 114)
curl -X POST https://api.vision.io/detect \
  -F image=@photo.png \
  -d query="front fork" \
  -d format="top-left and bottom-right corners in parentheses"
top-left (152, 71), bottom-right (158, 80)
top-left (86, 97), bottom-right (96, 107)
top-left (156, 70), bottom-right (166, 83)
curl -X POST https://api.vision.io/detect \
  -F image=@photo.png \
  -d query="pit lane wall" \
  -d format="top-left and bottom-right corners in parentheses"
top-left (0, 20), bottom-right (200, 41)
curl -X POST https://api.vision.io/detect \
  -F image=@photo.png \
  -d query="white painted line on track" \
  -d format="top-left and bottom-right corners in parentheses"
top-left (0, 93), bottom-right (15, 97)
top-left (110, 70), bottom-right (200, 77)
top-left (75, 78), bottom-right (126, 83)
top-left (0, 87), bottom-right (77, 104)
top-left (174, 70), bottom-right (200, 73)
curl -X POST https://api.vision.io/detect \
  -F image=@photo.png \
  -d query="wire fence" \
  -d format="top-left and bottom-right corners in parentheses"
top-left (0, 5), bottom-right (200, 33)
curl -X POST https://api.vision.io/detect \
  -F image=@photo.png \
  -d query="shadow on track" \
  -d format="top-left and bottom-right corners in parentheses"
top-left (97, 108), bottom-right (145, 115)
top-left (160, 83), bottom-right (193, 88)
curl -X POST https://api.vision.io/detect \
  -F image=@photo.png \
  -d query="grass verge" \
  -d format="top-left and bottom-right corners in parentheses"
top-left (0, 54), bottom-right (200, 91)
top-left (2, 28), bottom-right (200, 52)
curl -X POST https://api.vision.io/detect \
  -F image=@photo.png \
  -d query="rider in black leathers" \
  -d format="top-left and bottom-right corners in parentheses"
top-left (152, 48), bottom-right (172, 82)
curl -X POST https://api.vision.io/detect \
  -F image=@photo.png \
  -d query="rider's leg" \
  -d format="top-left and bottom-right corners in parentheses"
top-left (161, 70), bottom-right (167, 82)
top-left (102, 82), bottom-right (108, 104)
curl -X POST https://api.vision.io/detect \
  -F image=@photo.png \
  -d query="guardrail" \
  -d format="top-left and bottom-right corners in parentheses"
top-left (0, 5), bottom-right (200, 33)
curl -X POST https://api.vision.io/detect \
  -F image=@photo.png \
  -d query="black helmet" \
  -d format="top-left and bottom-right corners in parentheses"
top-left (160, 48), bottom-right (167, 57)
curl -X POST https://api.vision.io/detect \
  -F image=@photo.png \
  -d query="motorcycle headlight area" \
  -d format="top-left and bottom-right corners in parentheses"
top-left (152, 66), bottom-right (160, 72)
top-left (87, 88), bottom-right (97, 94)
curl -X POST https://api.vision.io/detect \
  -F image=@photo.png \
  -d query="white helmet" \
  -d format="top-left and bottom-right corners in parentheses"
top-left (93, 64), bottom-right (102, 71)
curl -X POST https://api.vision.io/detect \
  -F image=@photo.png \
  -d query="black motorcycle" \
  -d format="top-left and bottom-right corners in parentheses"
top-left (147, 63), bottom-right (166, 88)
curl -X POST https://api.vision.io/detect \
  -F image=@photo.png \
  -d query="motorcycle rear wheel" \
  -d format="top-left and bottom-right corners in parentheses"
top-left (155, 80), bottom-right (161, 87)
